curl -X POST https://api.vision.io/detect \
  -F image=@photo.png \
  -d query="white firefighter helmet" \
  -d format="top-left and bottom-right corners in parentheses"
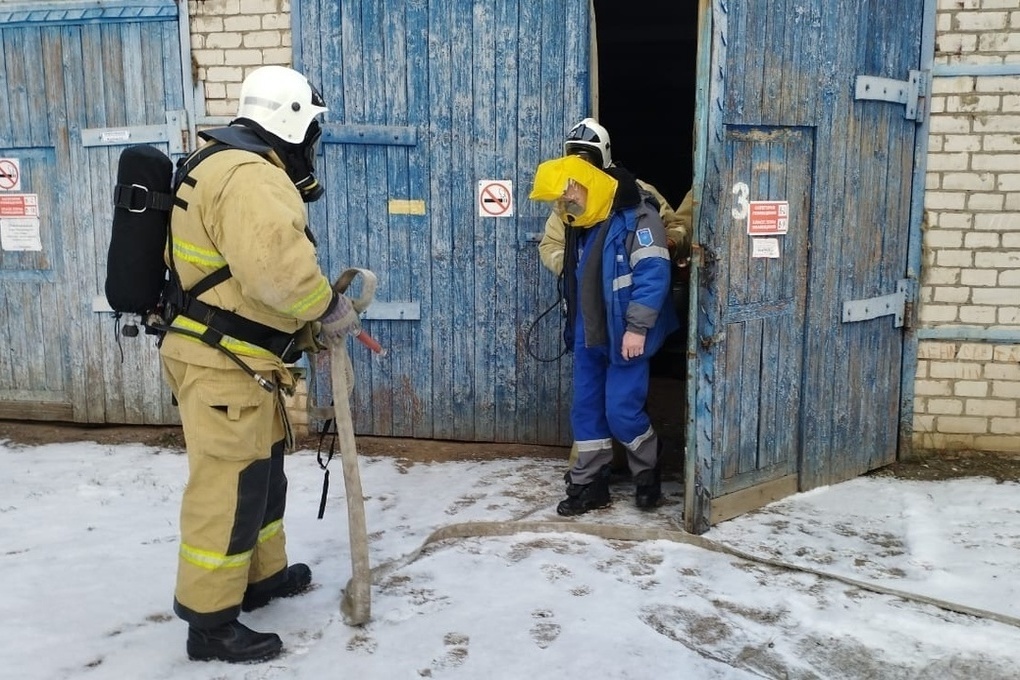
top-left (236, 66), bottom-right (328, 144)
top-left (563, 117), bottom-right (612, 169)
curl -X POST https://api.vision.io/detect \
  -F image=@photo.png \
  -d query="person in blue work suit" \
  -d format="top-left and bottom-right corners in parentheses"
top-left (537, 120), bottom-right (679, 515)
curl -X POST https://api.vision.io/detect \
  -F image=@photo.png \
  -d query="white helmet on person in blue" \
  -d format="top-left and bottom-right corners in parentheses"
top-left (232, 66), bottom-right (329, 201)
top-left (564, 117), bottom-right (612, 169)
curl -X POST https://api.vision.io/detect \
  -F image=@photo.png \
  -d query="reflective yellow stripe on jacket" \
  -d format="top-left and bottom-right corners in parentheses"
top-left (172, 238), bottom-right (227, 270)
top-left (171, 232), bottom-right (329, 325)
top-left (288, 276), bottom-right (332, 317)
top-left (170, 316), bottom-right (278, 361)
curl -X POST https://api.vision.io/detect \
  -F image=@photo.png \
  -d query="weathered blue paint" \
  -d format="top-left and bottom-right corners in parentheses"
top-left (687, 0), bottom-right (929, 531)
top-left (0, 1), bottom-right (186, 424)
top-left (295, 0), bottom-right (589, 444)
top-left (0, 1), bottom-right (936, 530)
top-left (0, 1), bottom-right (176, 29)
top-left (898, 0), bottom-right (937, 460)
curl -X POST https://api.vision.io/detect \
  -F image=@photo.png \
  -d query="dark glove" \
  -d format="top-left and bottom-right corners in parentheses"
top-left (318, 292), bottom-right (361, 345)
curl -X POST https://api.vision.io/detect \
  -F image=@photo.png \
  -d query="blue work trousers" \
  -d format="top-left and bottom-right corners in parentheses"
top-left (570, 341), bottom-right (655, 484)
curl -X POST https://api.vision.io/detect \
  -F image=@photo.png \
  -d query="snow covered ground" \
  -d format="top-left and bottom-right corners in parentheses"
top-left (2, 438), bottom-right (1019, 679)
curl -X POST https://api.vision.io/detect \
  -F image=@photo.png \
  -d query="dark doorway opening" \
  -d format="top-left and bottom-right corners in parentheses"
top-left (593, 1), bottom-right (699, 208)
top-left (592, 0), bottom-right (699, 465)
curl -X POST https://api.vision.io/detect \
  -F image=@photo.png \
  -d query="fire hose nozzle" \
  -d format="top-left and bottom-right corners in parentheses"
top-left (355, 330), bottom-right (387, 356)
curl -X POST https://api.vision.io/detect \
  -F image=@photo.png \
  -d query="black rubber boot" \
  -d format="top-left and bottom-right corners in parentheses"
top-left (634, 467), bottom-right (661, 510)
top-left (557, 466), bottom-right (611, 516)
top-left (186, 620), bottom-right (282, 663)
top-left (242, 563), bottom-right (313, 612)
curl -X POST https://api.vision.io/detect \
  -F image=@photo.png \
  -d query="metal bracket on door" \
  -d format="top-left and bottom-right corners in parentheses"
top-left (359, 302), bottom-right (421, 321)
top-left (854, 70), bottom-right (929, 122)
top-left (842, 279), bottom-right (914, 328)
top-left (80, 109), bottom-right (189, 154)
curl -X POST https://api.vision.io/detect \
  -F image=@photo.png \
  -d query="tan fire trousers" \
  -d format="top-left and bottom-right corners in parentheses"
top-left (162, 356), bottom-right (291, 628)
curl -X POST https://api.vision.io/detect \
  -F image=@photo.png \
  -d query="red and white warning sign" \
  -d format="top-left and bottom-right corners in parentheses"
top-left (746, 200), bottom-right (789, 235)
top-left (0, 158), bottom-right (21, 191)
top-left (477, 180), bottom-right (514, 217)
top-left (0, 193), bottom-right (39, 217)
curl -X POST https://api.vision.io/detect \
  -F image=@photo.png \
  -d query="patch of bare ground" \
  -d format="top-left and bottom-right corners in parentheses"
top-left (0, 420), bottom-right (567, 464)
top-left (1, 419), bottom-right (1017, 482)
top-left (866, 448), bottom-right (1020, 484)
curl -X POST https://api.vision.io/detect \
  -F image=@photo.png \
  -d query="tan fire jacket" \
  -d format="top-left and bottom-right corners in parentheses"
top-left (159, 146), bottom-right (333, 380)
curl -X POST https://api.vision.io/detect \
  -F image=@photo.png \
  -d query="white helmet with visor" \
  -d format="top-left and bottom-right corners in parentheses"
top-left (563, 117), bottom-right (612, 169)
top-left (236, 66), bottom-right (328, 144)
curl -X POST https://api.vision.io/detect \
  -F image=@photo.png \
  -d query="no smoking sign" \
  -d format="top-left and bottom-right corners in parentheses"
top-left (0, 159), bottom-right (21, 191)
top-left (477, 180), bottom-right (513, 217)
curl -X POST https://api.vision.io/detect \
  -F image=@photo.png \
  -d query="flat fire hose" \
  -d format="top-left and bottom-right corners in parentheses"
top-left (321, 275), bottom-right (1020, 638)
top-left (331, 268), bottom-right (385, 626)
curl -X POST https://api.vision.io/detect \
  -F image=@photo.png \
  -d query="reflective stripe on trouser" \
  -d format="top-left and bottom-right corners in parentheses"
top-left (570, 342), bottom-right (658, 484)
top-left (161, 357), bottom-right (290, 628)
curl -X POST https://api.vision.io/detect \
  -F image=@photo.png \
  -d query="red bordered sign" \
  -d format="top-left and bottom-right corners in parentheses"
top-left (477, 180), bottom-right (514, 217)
top-left (746, 200), bottom-right (789, 235)
top-left (0, 159), bottom-right (21, 191)
top-left (0, 193), bottom-right (39, 217)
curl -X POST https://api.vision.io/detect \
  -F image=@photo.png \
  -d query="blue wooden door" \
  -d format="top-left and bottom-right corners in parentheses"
top-left (296, 1), bottom-right (591, 444)
top-left (0, 1), bottom-right (189, 424)
top-left (688, 0), bottom-right (929, 531)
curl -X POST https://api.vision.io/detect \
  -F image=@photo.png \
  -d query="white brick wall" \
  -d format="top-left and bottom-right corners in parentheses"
top-left (921, 0), bottom-right (1020, 453)
top-left (916, 342), bottom-right (1020, 451)
top-left (188, 0), bottom-right (292, 118)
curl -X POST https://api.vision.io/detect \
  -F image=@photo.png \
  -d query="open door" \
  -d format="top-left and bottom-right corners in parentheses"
top-left (591, 0), bottom-right (700, 477)
top-left (687, 0), bottom-right (929, 532)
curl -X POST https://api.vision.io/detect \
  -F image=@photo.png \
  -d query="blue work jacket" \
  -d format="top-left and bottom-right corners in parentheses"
top-left (564, 200), bottom-right (679, 364)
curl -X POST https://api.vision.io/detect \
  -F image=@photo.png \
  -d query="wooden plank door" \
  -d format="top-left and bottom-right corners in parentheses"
top-left (0, 1), bottom-right (188, 424)
top-left (295, 0), bottom-right (590, 444)
top-left (688, 0), bottom-right (927, 531)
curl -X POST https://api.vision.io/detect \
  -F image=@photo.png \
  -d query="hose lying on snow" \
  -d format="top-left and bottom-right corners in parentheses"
top-left (326, 267), bottom-right (1018, 633)
top-left (364, 517), bottom-right (1020, 632)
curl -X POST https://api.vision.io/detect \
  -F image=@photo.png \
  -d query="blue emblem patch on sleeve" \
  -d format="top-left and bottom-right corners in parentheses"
top-left (636, 227), bottom-right (654, 247)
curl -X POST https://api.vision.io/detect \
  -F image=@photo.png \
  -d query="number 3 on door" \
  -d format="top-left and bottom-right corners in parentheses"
top-left (731, 182), bottom-right (750, 220)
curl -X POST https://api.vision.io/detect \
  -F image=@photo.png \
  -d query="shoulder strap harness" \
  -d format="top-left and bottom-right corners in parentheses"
top-left (153, 128), bottom-right (308, 390)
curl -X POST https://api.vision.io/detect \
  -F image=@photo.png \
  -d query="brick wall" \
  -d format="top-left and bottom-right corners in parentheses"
top-left (920, 0), bottom-right (1020, 453)
top-left (188, 0), bottom-right (292, 118)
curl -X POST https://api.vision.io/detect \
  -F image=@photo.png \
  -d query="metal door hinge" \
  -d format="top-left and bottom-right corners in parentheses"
top-left (842, 278), bottom-right (915, 328)
top-left (854, 70), bottom-right (929, 122)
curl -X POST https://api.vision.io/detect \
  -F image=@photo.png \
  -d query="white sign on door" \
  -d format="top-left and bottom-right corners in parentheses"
top-left (477, 180), bottom-right (514, 217)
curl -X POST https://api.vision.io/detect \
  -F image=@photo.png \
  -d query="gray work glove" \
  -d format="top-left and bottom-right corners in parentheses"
top-left (318, 292), bottom-right (362, 345)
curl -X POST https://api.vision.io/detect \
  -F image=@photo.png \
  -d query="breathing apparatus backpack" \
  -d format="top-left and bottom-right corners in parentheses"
top-left (105, 137), bottom-right (304, 391)
top-left (106, 142), bottom-right (235, 328)
top-left (106, 144), bottom-right (175, 321)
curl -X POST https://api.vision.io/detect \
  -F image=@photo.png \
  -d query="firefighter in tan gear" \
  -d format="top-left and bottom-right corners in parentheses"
top-left (159, 66), bottom-right (361, 664)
